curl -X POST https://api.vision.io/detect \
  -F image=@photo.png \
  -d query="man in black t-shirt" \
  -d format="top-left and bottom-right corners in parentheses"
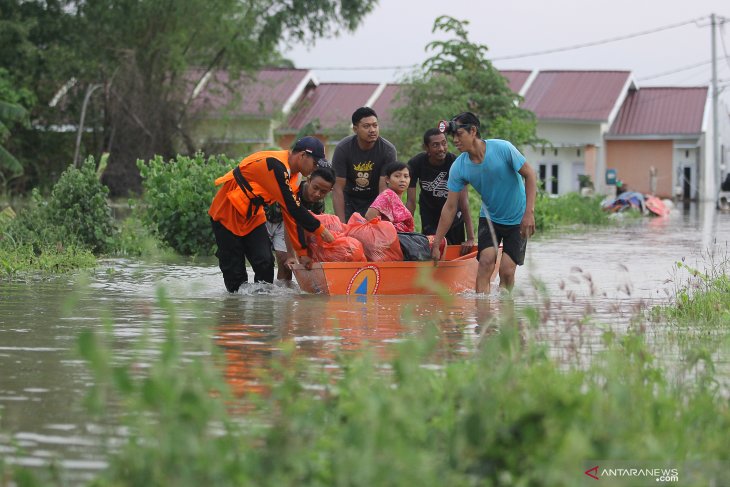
top-left (406, 128), bottom-right (475, 247)
top-left (332, 107), bottom-right (398, 222)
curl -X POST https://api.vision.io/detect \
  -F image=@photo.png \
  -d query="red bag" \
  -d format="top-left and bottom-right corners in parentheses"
top-left (309, 233), bottom-right (366, 262)
top-left (426, 235), bottom-right (447, 256)
top-left (344, 213), bottom-right (403, 262)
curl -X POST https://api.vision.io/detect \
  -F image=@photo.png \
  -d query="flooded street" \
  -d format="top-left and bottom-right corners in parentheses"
top-left (1, 201), bottom-right (729, 483)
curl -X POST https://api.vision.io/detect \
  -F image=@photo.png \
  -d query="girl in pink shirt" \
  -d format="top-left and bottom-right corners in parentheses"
top-left (365, 162), bottom-right (415, 233)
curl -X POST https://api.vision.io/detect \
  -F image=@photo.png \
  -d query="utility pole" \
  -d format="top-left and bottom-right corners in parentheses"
top-left (711, 13), bottom-right (719, 201)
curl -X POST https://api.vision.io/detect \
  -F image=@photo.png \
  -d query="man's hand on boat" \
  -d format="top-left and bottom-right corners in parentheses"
top-left (430, 237), bottom-right (443, 260)
top-left (295, 255), bottom-right (315, 270)
top-left (460, 238), bottom-right (475, 256)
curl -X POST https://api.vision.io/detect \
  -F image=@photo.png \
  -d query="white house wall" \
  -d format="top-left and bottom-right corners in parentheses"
top-left (521, 121), bottom-right (605, 195)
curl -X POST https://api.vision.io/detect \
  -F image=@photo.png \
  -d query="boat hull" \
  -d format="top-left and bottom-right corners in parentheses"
top-left (292, 245), bottom-right (480, 295)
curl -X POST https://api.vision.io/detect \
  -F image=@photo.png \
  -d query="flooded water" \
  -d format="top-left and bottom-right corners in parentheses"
top-left (1, 201), bottom-right (729, 483)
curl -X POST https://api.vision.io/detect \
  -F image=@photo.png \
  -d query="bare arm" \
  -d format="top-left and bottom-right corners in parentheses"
top-left (430, 191), bottom-right (461, 259)
top-left (406, 187), bottom-right (417, 215)
top-left (333, 177), bottom-right (347, 223)
top-left (364, 207), bottom-right (381, 221)
top-left (518, 162), bottom-right (537, 238)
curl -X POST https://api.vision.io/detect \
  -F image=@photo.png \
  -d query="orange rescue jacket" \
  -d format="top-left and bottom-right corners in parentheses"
top-left (208, 150), bottom-right (323, 256)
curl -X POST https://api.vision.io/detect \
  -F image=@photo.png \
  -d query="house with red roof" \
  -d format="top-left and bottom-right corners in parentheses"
top-left (189, 67), bottom-right (726, 199)
top-left (186, 67), bottom-right (317, 156)
top-left (605, 87), bottom-right (710, 198)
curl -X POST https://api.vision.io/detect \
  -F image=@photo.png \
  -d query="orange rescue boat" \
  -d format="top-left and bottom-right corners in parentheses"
top-left (291, 245), bottom-right (491, 295)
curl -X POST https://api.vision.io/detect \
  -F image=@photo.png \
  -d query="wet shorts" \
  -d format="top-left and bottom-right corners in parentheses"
top-left (266, 221), bottom-right (286, 252)
top-left (477, 217), bottom-right (526, 266)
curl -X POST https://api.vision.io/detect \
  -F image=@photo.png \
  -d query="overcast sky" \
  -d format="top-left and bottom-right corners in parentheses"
top-left (283, 0), bottom-right (730, 95)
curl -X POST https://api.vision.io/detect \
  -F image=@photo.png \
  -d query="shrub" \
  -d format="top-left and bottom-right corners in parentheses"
top-left (45, 157), bottom-right (116, 253)
top-left (138, 153), bottom-right (232, 256)
top-left (535, 192), bottom-right (610, 231)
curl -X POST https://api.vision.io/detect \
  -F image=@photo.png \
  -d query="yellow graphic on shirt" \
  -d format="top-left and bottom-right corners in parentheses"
top-left (353, 161), bottom-right (374, 172)
top-left (353, 161), bottom-right (374, 189)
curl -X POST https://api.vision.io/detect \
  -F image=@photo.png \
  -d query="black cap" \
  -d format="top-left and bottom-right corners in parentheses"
top-left (292, 136), bottom-right (329, 167)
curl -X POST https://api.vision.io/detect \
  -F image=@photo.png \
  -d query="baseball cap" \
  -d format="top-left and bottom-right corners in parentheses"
top-left (293, 136), bottom-right (329, 167)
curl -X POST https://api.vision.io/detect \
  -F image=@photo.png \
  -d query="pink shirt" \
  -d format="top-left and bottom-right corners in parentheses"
top-left (369, 189), bottom-right (415, 233)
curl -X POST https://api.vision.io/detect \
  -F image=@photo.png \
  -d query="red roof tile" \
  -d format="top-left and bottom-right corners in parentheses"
top-left (190, 68), bottom-right (311, 116)
top-left (500, 70), bottom-right (532, 94)
top-left (285, 83), bottom-right (379, 131)
top-left (608, 87), bottom-right (708, 136)
top-left (521, 70), bottom-right (632, 121)
top-left (371, 84), bottom-right (405, 126)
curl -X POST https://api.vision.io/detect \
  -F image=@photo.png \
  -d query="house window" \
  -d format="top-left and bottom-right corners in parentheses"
top-left (554, 149), bottom-right (558, 157)
top-left (577, 148), bottom-right (581, 157)
top-left (539, 163), bottom-right (559, 195)
top-left (685, 150), bottom-right (690, 158)
top-left (541, 148), bottom-right (545, 156)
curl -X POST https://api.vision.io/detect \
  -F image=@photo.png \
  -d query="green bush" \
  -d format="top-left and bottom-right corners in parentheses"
top-left (534, 192), bottom-right (610, 231)
top-left (45, 157), bottom-right (116, 253)
top-left (137, 153), bottom-right (232, 256)
top-left (0, 157), bottom-right (114, 276)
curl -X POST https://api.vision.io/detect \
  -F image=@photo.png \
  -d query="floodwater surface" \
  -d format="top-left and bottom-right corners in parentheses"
top-left (1, 201), bottom-right (729, 483)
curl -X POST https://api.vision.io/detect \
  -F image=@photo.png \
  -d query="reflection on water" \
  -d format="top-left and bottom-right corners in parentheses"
top-left (1, 202), bottom-right (730, 481)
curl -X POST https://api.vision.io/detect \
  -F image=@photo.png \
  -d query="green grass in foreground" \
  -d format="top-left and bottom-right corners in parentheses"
top-left (2, 276), bottom-right (725, 486)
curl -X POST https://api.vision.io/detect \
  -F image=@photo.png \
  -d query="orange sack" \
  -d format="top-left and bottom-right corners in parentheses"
top-left (314, 213), bottom-right (345, 233)
top-left (344, 213), bottom-right (403, 262)
top-left (309, 233), bottom-right (366, 262)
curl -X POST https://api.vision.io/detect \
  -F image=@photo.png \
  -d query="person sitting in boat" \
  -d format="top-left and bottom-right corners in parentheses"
top-left (364, 161), bottom-right (415, 233)
top-left (266, 166), bottom-right (336, 284)
top-left (209, 136), bottom-right (335, 292)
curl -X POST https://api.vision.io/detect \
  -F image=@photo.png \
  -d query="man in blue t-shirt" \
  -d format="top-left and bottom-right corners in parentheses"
top-left (430, 112), bottom-right (537, 293)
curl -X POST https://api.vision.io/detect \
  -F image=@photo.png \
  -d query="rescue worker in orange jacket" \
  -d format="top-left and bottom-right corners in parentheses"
top-left (209, 136), bottom-right (335, 292)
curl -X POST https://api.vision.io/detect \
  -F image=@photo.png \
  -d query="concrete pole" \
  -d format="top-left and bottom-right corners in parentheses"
top-left (711, 13), bottom-right (719, 201)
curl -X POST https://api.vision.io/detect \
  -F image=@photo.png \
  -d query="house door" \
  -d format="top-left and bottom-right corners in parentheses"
top-left (571, 162), bottom-right (585, 192)
top-left (677, 164), bottom-right (693, 200)
top-left (539, 163), bottom-right (559, 195)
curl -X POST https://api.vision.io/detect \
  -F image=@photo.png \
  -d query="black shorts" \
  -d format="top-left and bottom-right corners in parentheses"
top-left (477, 217), bottom-right (526, 266)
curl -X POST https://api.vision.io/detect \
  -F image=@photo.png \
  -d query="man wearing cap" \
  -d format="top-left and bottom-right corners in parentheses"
top-left (430, 112), bottom-right (537, 294)
top-left (332, 106), bottom-right (398, 222)
top-left (209, 136), bottom-right (335, 292)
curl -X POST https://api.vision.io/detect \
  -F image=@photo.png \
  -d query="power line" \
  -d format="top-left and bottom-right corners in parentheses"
top-left (637, 60), bottom-right (712, 81)
top-left (491, 16), bottom-right (708, 61)
top-left (303, 14), bottom-right (724, 72)
top-left (303, 64), bottom-right (416, 71)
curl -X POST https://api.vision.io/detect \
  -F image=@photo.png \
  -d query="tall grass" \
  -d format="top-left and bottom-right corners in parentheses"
top-left (49, 285), bottom-right (725, 485)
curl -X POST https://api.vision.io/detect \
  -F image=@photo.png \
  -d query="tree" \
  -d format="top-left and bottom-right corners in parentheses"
top-left (74, 0), bottom-right (377, 195)
top-left (390, 16), bottom-right (541, 158)
top-left (0, 0), bottom-right (377, 195)
top-left (0, 68), bottom-right (32, 191)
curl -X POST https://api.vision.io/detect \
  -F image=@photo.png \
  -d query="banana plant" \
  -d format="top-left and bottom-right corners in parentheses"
top-left (0, 99), bottom-right (27, 177)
